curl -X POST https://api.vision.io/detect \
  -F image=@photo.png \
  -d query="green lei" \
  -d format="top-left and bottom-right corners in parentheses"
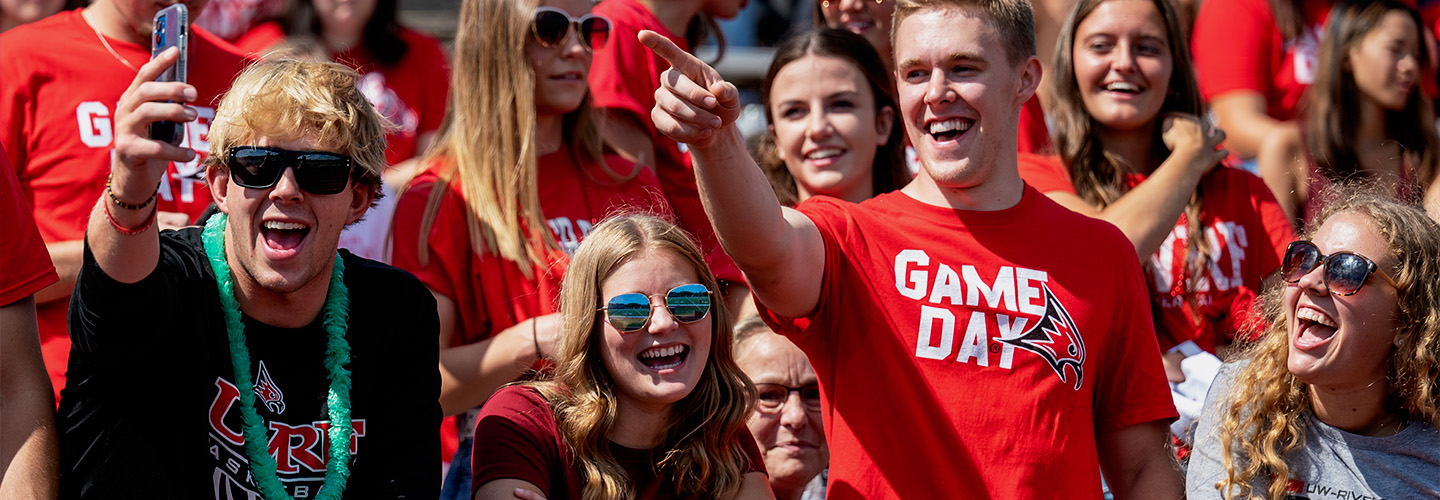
top-left (202, 213), bottom-right (353, 500)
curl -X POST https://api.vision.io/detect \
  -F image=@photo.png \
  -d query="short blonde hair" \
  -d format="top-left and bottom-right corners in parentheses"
top-left (891, 0), bottom-right (1035, 66)
top-left (205, 59), bottom-right (389, 201)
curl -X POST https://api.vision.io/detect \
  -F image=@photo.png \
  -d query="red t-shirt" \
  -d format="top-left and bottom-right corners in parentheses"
top-left (1018, 154), bottom-right (1294, 353)
top-left (391, 147), bottom-right (665, 348)
top-left (756, 188), bottom-right (1177, 499)
top-left (0, 145), bottom-right (58, 307)
top-left (233, 24), bottom-right (450, 166)
top-left (472, 385), bottom-right (766, 499)
top-left (588, 0), bottom-right (741, 284)
top-left (0, 9), bottom-right (251, 400)
top-left (1191, 0), bottom-right (1334, 121)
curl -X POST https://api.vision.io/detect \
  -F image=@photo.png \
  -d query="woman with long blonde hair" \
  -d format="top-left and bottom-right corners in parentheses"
top-left (1186, 192), bottom-right (1440, 499)
top-left (472, 214), bottom-right (771, 500)
top-left (388, 0), bottom-right (663, 495)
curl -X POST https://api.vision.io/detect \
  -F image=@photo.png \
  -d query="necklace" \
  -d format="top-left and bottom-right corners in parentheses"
top-left (81, 9), bottom-right (141, 73)
top-left (202, 214), bottom-right (354, 500)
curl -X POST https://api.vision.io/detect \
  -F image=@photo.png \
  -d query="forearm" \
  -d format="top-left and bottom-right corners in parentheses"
top-left (85, 188), bottom-right (161, 285)
top-left (690, 127), bottom-right (797, 274)
top-left (1098, 148), bottom-right (1208, 258)
top-left (437, 322), bottom-right (537, 416)
top-left (34, 241), bottom-right (82, 304)
top-left (1099, 421), bottom-right (1184, 500)
top-left (1109, 455), bottom-right (1184, 500)
top-left (0, 298), bottom-right (58, 500)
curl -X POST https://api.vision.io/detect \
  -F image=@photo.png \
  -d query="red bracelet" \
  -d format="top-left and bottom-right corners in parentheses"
top-left (103, 198), bottom-right (157, 235)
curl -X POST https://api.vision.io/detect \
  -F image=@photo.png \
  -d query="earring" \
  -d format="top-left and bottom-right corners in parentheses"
top-left (821, 0), bottom-right (830, 8)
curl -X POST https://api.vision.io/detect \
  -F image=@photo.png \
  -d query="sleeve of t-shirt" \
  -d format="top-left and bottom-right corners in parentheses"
top-left (1244, 170), bottom-right (1295, 275)
top-left (1192, 0), bottom-right (1273, 100)
top-left (1017, 94), bottom-right (1052, 154)
top-left (587, 18), bottom-right (656, 134)
top-left (755, 198), bottom-right (850, 351)
top-left (0, 147), bottom-right (57, 306)
top-left (1094, 234), bottom-right (1179, 432)
top-left (471, 386), bottom-right (565, 496)
top-left (0, 41), bottom-right (30, 174)
top-left (348, 263), bottom-right (441, 498)
top-left (1016, 154), bottom-right (1076, 195)
top-left (390, 172), bottom-right (467, 303)
top-left (1184, 362), bottom-right (1244, 500)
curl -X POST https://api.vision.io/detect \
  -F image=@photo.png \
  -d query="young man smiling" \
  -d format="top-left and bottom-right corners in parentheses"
top-left (644, 0), bottom-right (1182, 498)
top-left (56, 55), bottom-right (439, 499)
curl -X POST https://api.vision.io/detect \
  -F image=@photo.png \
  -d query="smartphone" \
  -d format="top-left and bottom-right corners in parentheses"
top-left (149, 3), bottom-right (189, 145)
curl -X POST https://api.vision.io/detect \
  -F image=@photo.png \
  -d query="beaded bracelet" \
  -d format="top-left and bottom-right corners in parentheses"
top-left (106, 172), bottom-right (159, 211)
top-left (103, 197), bottom-right (157, 235)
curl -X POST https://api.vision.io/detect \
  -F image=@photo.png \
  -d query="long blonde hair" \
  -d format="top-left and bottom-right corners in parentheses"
top-left (1211, 192), bottom-right (1440, 500)
top-left (411, 0), bottom-right (614, 275)
top-left (533, 214), bottom-right (756, 500)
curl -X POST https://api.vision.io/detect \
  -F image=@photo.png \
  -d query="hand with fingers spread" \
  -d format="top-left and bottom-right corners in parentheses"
top-left (107, 46), bottom-right (199, 229)
top-left (641, 30), bottom-right (741, 148)
top-left (1161, 113), bottom-right (1228, 175)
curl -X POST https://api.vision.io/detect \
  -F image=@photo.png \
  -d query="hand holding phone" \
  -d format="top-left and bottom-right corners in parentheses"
top-left (149, 4), bottom-right (189, 145)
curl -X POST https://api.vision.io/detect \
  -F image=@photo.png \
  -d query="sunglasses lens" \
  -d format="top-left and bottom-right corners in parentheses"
top-left (582, 17), bottom-right (610, 49)
top-left (1326, 254), bottom-right (1370, 295)
top-left (533, 10), bottom-right (570, 46)
top-left (294, 153), bottom-right (351, 195)
top-left (666, 284), bottom-right (710, 323)
top-left (1283, 242), bottom-right (1321, 283)
top-left (230, 148), bottom-right (285, 189)
top-left (605, 293), bottom-right (651, 332)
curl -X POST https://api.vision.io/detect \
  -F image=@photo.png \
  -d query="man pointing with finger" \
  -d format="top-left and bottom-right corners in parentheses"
top-left (644, 0), bottom-right (1182, 498)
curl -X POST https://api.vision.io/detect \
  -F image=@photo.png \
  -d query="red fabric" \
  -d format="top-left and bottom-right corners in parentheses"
top-left (0, 144), bottom-right (58, 307)
top-left (472, 385), bottom-right (766, 499)
top-left (755, 188), bottom-right (1177, 499)
top-left (0, 9), bottom-right (251, 401)
top-left (1017, 94), bottom-right (1051, 154)
top-left (234, 24), bottom-right (450, 165)
top-left (1019, 155), bottom-right (1294, 352)
top-left (588, 0), bottom-right (741, 284)
top-left (1191, 0), bottom-right (1334, 121)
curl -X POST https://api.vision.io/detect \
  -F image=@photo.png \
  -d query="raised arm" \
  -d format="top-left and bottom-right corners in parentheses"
top-left (1045, 114), bottom-right (1228, 258)
top-left (85, 47), bottom-right (198, 284)
top-left (641, 32), bottom-right (825, 318)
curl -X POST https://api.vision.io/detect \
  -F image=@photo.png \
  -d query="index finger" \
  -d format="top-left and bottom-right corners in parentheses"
top-left (124, 46), bottom-right (181, 95)
top-left (639, 30), bottom-right (711, 82)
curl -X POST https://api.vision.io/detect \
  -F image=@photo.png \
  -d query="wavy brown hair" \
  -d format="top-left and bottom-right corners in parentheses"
top-left (1301, 0), bottom-right (1437, 199)
top-left (757, 28), bottom-right (910, 206)
top-left (407, 0), bottom-right (621, 275)
top-left (1049, 0), bottom-right (1214, 305)
top-left (532, 214), bottom-right (757, 500)
top-left (1210, 191), bottom-right (1440, 500)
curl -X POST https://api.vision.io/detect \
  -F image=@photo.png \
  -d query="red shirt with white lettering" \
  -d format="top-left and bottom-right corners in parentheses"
top-left (1191, 0), bottom-right (1333, 121)
top-left (0, 9), bottom-right (251, 400)
top-left (0, 145), bottom-right (58, 307)
top-left (588, 0), bottom-right (741, 284)
top-left (391, 147), bottom-right (665, 350)
top-left (1018, 154), bottom-right (1294, 352)
top-left (756, 188), bottom-right (1177, 499)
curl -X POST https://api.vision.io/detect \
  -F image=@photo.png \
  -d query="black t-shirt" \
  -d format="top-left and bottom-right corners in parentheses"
top-left (58, 227), bottom-right (440, 499)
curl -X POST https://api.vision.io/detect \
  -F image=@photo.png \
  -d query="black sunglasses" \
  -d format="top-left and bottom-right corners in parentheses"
top-left (597, 283), bottom-right (711, 333)
top-left (754, 383), bottom-right (822, 414)
top-left (1282, 240), bottom-right (1401, 296)
top-left (531, 7), bottom-right (611, 51)
top-left (227, 146), bottom-right (354, 195)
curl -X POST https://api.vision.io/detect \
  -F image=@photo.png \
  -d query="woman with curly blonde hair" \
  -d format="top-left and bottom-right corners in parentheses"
top-left (472, 214), bottom-right (772, 500)
top-left (1186, 191), bottom-right (1440, 499)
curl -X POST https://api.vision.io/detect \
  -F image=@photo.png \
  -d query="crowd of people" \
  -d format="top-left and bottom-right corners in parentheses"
top-left (1, 0), bottom-right (1438, 498)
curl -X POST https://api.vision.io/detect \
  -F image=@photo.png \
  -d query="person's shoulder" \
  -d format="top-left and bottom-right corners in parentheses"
top-left (594, 0), bottom-right (658, 33)
top-left (193, 25), bottom-right (256, 73)
top-left (396, 26), bottom-right (444, 51)
top-left (479, 385), bottom-right (554, 421)
top-left (341, 251), bottom-right (434, 301)
top-left (1028, 187), bottom-right (1136, 249)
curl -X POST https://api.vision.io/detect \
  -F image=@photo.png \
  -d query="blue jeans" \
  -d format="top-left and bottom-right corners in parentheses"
top-left (439, 438), bottom-right (473, 500)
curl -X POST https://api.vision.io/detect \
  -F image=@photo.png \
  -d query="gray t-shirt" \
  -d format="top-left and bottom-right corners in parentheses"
top-left (1187, 362), bottom-right (1440, 500)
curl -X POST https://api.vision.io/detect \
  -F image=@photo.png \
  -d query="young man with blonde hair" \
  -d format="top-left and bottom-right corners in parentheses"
top-left (645, 0), bottom-right (1183, 497)
top-left (57, 54), bottom-right (438, 499)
